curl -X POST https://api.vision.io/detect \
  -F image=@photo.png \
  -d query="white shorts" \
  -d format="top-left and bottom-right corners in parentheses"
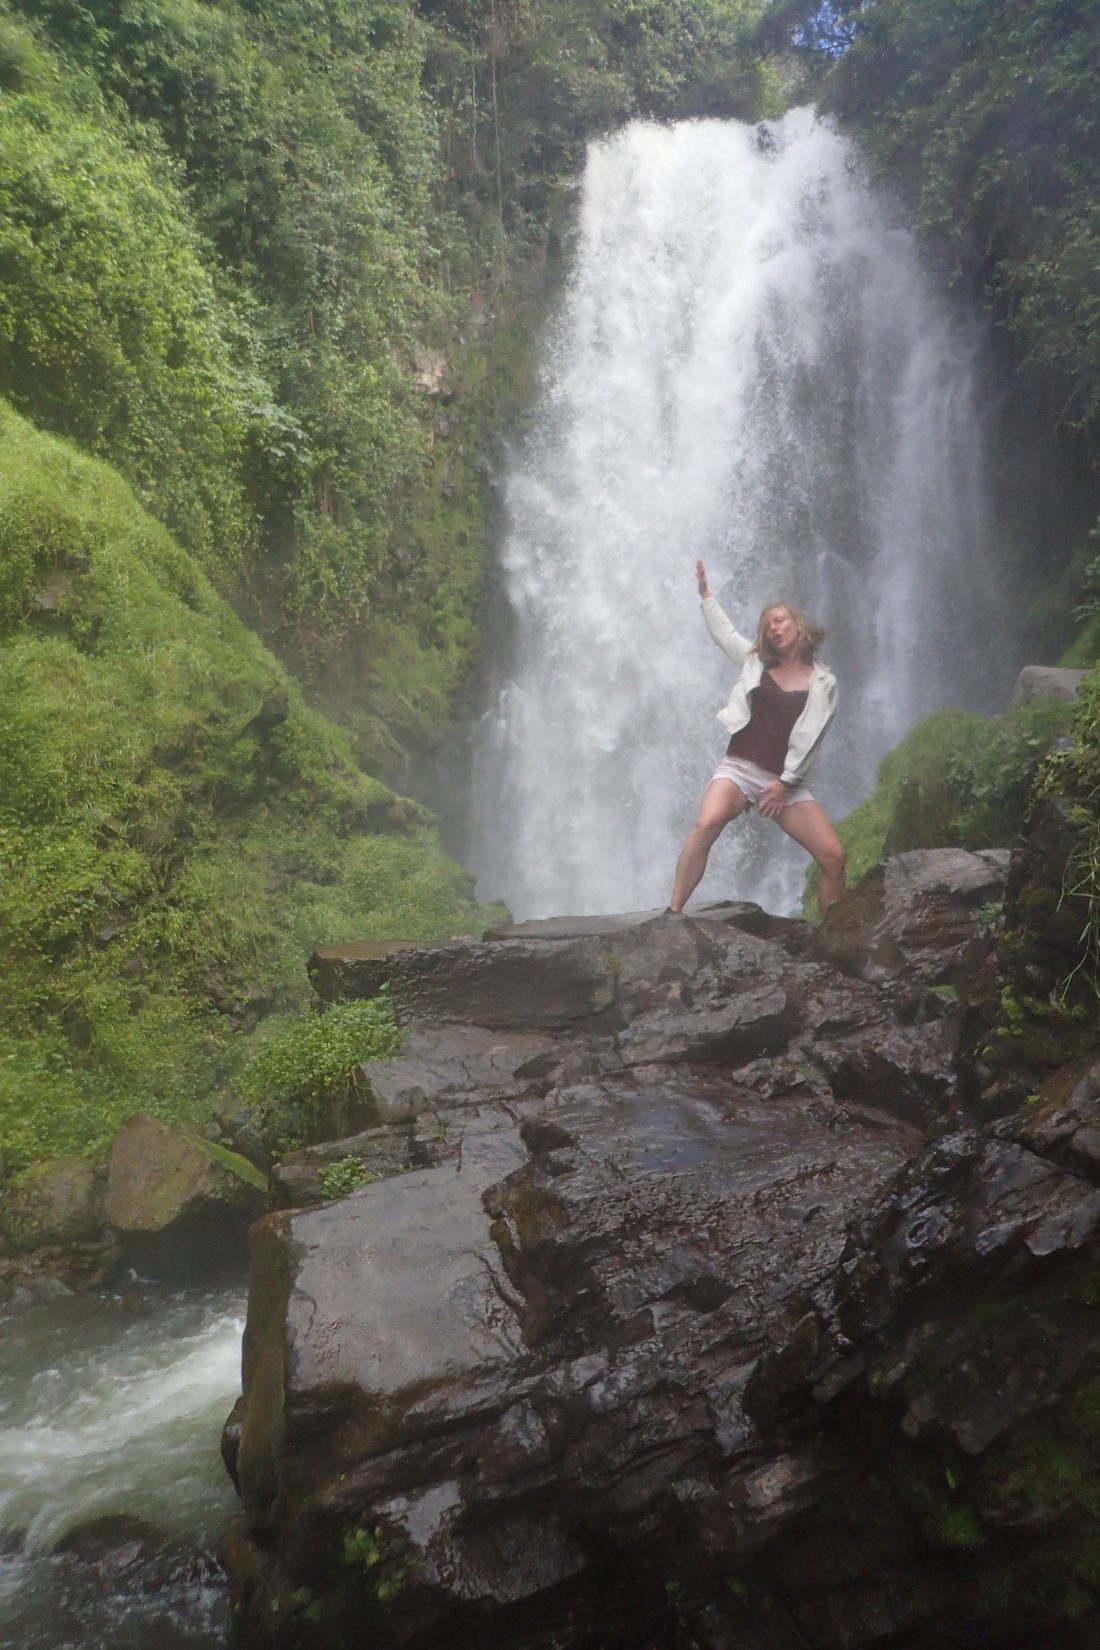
top-left (710, 755), bottom-right (815, 810)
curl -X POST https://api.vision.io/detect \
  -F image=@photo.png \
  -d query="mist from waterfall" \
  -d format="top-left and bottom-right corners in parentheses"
top-left (471, 108), bottom-right (1007, 921)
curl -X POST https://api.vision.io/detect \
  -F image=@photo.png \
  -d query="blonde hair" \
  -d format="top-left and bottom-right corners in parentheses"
top-left (753, 603), bottom-right (825, 667)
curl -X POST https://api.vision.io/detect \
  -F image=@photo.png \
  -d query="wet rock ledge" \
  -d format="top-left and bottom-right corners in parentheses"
top-left (224, 850), bottom-right (1100, 1650)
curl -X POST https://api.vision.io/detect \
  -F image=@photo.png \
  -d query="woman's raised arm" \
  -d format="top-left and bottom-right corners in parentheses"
top-left (697, 565), bottom-right (751, 666)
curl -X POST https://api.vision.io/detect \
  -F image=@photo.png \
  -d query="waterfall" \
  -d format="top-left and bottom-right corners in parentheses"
top-left (471, 108), bottom-right (1007, 921)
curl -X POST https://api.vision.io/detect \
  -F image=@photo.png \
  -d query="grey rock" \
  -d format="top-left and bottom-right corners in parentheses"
top-left (225, 856), bottom-right (1100, 1650)
top-left (360, 1024), bottom-right (561, 1121)
top-left (272, 1122), bottom-right (421, 1207)
top-left (0, 1157), bottom-right (104, 1251)
top-left (307, 939), bottom-right (424, 1005)
top-left (808, 847), bottom-right (1009, 988)
top-left (1011, 664), bottom-right (1089, 707)
top-left (484, 900), bottom-right (803, 944)
top-left (105, 1113), bottom-right (267, 1278)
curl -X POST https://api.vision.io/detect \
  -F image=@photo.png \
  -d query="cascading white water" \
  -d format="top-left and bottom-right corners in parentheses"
top-left (471, 108), bottom-right (1007, 919)
top-left (0, 1289), bottom-right (243, 1648)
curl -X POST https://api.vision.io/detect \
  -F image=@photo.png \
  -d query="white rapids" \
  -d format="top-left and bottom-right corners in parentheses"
top-left (0, 1288), bottom-right (243, 1648)
top-left (471, 107), bottom-right (1008, 919)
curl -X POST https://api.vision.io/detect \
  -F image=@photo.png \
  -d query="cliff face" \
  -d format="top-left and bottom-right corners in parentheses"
top-left (0, 405), bottom-right (497, 1172)
top-left (219, 843), bottom-right (1100, 1650)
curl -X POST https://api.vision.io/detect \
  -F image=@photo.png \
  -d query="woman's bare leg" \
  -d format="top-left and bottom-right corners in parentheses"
top-left (777, 800), bottom-right (846, 915)
top-left (669, 780), bottom-right (749, 911)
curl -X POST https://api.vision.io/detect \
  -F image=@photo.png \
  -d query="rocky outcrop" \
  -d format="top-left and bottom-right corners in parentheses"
top-left (224, 850), bottom-right (1100, 1650)
top-left (1011, 664), bottom-right (1089, 707)
top-left (806, 847), bottom-right (1009, 994)
top-left (308, 940), bottom-right (426, 1007)
top-left (106, 1114), bottom-right (268, 1278)
top-left (0, 1157), bottom-right (104, 1251)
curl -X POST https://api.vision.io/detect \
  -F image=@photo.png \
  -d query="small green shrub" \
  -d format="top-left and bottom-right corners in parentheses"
top-left (236, 995), bottom-right (399, 1140)
top-left (318, 1155), bottom-right (373, 1200)
top-left (809, 699), bottom-right (1075, 908)
top-left (341, 1525), bottom-right (405, 1605)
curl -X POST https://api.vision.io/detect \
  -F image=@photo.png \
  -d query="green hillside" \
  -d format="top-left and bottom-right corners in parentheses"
top-left (0, 404), bottom-right (496, 1165)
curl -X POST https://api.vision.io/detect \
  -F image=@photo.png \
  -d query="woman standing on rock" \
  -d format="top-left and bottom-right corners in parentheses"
top-left (668, 560), bottom-right (846, 916)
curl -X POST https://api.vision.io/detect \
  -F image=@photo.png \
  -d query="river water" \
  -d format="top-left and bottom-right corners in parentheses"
top-left (0, 1286), bottom-right (243, 1649)
top-left (471, 108), bottom-right (1009, 920)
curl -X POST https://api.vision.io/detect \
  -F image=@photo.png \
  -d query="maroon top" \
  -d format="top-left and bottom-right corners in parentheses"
top-left (726, 670), bottom-right (808, 777)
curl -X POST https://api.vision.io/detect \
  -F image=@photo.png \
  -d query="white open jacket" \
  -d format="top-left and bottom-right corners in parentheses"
top-left (702, 595), bottom-right (837, 790)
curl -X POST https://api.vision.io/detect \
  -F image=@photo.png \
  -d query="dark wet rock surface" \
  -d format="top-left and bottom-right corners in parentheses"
top-left (55, 1513), bottom-right (225, 1594)
top-left (225, 850), bottom-right (1100, 1650)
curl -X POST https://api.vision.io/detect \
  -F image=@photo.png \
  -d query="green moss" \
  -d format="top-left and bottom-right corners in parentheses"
top-left (0, 406), bottom-right (496, 1167)
top-left (191, 1135), bottom-right (269, 1192)
top-left (236, 996), bottom-right (400, 1145)
top-left (807, 697), bottom-right (1075, 907)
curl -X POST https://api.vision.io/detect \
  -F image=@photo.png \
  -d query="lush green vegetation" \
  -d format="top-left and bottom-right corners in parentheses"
top-left (0, 0), bottom-right (776, 732)
top-left (0, 0), bottom-right (434, 658)
top-left (818, 697), bottom-right (1073, 896)
top-left (236, 994), bottom-right (401, 1149)
top-left (424, 0), bottom-right (778, 284)
top-left (0, 5), bottom-right (260, 573)
top-left (0, 0), bottom-right (783, 1178)
top-left (0, 405), bottom-right (495, 1168)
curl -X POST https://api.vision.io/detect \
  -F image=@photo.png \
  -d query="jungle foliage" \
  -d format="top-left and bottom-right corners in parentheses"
top-left (823, 697), bottom-right (1075, 895)
top-left (0, 0), bottom-right (434, 661)
top-left (0, 405), bottom-right (495, 1168)
top-left (0, 0), bottom-right (774, 686)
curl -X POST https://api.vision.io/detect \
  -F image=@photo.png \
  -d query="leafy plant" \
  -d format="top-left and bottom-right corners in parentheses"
top-left (318, 1154), bottom-right (374, 1199)
top-left (341, 1525), bottom-right (406, 1605)
top-left (235, 996), bottom-right (400, 1126)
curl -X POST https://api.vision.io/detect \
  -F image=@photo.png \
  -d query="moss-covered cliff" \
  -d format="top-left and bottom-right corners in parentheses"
top-left (0, 403), bottom-right (498, 1167)
top-left (0, 0), bottom-right (777, 758)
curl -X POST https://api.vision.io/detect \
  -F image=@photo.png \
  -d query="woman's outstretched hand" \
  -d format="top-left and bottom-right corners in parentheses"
top-left (695, 559), bottom-right (710, 599)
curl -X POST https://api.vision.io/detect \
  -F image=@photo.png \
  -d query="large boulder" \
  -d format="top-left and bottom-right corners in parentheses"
top-left (226, 850), bottom-right (1100, 1649)
top-left (232, 1072), bottom-right (915, 1648)
top-left (1011, 664), bottom-right (1089, 707)
top-left (807, 846), bottom-right (1009, 991)
top-left (0, 1156), bottom-right (104, 1252)
top-left (106, 1113), bottom-right (268, 1278)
